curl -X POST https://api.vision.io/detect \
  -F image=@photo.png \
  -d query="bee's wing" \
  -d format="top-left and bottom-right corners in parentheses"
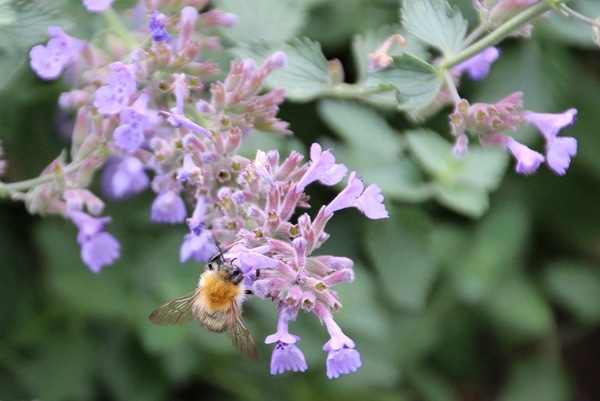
top-left (149, 290), bottom-right (199, 326)
top-left (226, 303), bottom-right (258, 362)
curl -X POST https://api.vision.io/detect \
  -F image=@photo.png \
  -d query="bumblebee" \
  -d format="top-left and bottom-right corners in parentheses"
top-left (149, 251), bottom-right (258, 361)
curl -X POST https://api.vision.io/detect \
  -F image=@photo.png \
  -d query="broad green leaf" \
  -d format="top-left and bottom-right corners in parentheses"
top-left (366, 206), bottom-right (438, 311)
top-left (214, 0), bottom-right (306, 43)
top-left (401, 0), bottom-right (468, 55)
top-left (405, 129), bottom-right (508, 217)
top-left (498, 356), bottom-right (570, 401)
top-left (444, 201), bottom-right (531, 302)
top-left (233, 38), bottom-right (331, 101)
top-left (364, 53), bottom-right (444, 110)
top-left (543, 261), bottom-right (600, 324)
top-left (483, 274), bottom-right (553, 339)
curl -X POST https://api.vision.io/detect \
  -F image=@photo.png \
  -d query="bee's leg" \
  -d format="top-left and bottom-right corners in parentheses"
top-left (245, 289), bottom-right (254, 295)
top-left (255, 268), bottom-right (261, 279)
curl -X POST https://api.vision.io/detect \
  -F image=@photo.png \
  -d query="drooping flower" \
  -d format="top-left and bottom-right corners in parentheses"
top-left (321, 313), bottom-right (361, 379)
top-left (484, 134), bottom-right (544, 175)
top-left (101, 156), bottom-right (149, 200)
top-left (324, 172), bottom-right (388, 219)
top-left (265, 310), bottom-right (307, 375)
top-left (453, 47), bottom-right (500, 81)
top-left (29, 26), bottom-right (85, 80)
top-left (524, 109), bottom-right (578, 175)
top-left (69, 211), bottom-right (120, 273)
top-left (151, 190), bottom-right (186, 223)
top-left (295, 143), bottom-right (347, 193)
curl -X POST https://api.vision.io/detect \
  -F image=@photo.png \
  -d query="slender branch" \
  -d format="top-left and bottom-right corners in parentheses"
top-left (0, 160), bottom-right (85, 198)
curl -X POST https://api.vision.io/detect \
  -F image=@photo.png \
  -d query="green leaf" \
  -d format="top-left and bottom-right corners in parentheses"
top-left (498, 356), bottom-right (570, 401)
top-left (405, 129), bottom-right (508, 217)
top-left (214, 0), bottom-right (306, 43)
top-left (318, 99), bottom-right (430, 202)
top-left (232, 38), bottom-right (331, 101)
top-left (484, 274), bottom-right (553, 339)
top-left (401, 0), bottom-right (468, 55)
top-left (364, 53), bottom-right (444, 110)
top-left (543, 261), bottom-right (600, 324)
top-left (366, 206), bottom-right (438, 311)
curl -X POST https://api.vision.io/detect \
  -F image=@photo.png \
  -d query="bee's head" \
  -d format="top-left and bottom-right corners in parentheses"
top-left (220, 262), bottom-right (244, 285)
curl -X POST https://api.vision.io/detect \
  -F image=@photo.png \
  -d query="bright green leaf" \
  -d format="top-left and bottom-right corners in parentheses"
top-left (366, 206), bottom-right (438, 311)
top-left (364, 53), bottom-right (444, 110)
top-left (214, 0), bottom-right (306, 43)
top-left (401, 0), bottom-right (468, 55)
top-left (233, 38), bottom-right (331, 101)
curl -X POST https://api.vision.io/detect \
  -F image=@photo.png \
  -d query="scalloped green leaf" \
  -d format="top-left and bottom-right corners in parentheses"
top-left (214, 0), bottom-right (306, 43)
top-left (366, 206), bottom-right (438, 311)
top-left (401, 0), bottom-right (468, 55)
top-left (363, 53), bottom-right (444, 110)
top-left (232, 38), bottom-right (331, 101)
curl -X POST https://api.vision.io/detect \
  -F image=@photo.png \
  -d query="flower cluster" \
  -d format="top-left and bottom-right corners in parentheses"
top-left (19, 0), bottom-right (389, 378)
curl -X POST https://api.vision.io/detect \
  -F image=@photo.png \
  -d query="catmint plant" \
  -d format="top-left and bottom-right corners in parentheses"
top-left (0, 0), bottom-right (598, 382)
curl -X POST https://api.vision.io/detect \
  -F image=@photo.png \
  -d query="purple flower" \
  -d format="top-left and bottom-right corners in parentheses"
top-left (164, 108), bottom-right (212, 138)
top-left (453, 47), bottom-right (500, 81)
top-left (180, 230), bottom-right (217, 263)
top-left (101, 156), bottom-right (149, 200)
top-left (324, 172), bottom-right (388, 219)
top-left (265, 311), bottom-right (307, 375)
top-left (94, 62), bottom-right (138, 115)
top-left (322, 314), bottom-right (361, 378)
top-left (151, 190), bottom-right (186, 223)
top-left (83, 0), bottom-right (114, 13)
top-left (69, 211), bottom-right (120, 273)
top-left (524, 109), bottom-right (578, 175)
top-left (486, 134), bottom-right (544, 175)
top-left (113, 94), bottom-right (155, 152)
top-left (296, 143), bottom-right (347, 193)
top-left (29, 26), bottom-right (85, 80)
top-left (149, 10), bottom-right (170, 42)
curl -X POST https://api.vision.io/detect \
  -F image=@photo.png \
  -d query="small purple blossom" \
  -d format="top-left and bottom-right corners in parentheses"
top-left (181, 230), bottom-right (217, 263)
top-left (83, 0), bottom-right (114, 13)
top-left (101, 156), bottom-right (149, 200)
top-left (296, 143), bottom-right (347, 193)
top-left (486, 134), bottom-right (544, 175)
top-left (265, 311), bottom-right (307, 375)
top-left (94, 62), bottom-right (138, 115)
top-left (151, 190), bottom-right (186, 223)
top-left (113, 94), bottom-right (156, 152)
top-left (324, 172), bottom-right (388, 219)
top-left (149, 10), bottom-right (170, 42)
top-left (69, 211), bottom-right (120, 273)
top-left (322, 314), bottom-right (361, 379)
top-left (525, 109), bottom-right (578, 175)
top-left (29, 26), bottom-right (85, 80)
top-left (453, 47), bottom-right (500, 80)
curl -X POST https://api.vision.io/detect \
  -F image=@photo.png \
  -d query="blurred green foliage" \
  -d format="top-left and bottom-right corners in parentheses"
top-left (2, 0), bottom-right (600, 400)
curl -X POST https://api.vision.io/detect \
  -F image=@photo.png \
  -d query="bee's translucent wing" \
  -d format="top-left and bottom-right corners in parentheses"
top-left (226, 303), bottom-right (258, 362)
top-left (149, 290), bottom-right (199, 326)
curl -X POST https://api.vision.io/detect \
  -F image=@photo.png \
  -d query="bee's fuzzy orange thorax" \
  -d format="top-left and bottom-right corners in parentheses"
top-left (199, 270), bottom-right (245, 312)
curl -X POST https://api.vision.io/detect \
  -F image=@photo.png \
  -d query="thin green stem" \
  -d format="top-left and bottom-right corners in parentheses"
top-left (440, 1), bottom-right (557, 70)
top-left (560, 3), bottom-right (600, 27)
top-left (102, 8), bottom-right (138, 49)
top-left (444, 71), bottom-right (461, 103)
top-left (0, 160), bottom-right (85, 198)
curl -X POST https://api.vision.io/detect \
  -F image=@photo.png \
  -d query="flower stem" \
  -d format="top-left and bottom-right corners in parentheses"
top-left (440, 1), bottom-right (558, 70)
top-left (0, 160), bottom-right (85, 198)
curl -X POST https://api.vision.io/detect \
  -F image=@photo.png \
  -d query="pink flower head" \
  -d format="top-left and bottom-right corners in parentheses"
top-left (296, 143), bottom-right (347, 193)
top-left (29, 26), bottom-right (85, 80)
top-left (69, 211), bottom-right (120, 273)
top-left (453, 47), bottom-right (500, 81)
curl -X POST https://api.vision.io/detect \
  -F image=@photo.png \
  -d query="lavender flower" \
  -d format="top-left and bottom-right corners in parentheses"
top-left (151, 190), bottom-right (186, 223)
top-left (29, 26), bottom-right (85, 80)
top-left (324, 171), bottom-right (388, 219)
top-left (101, 156), bottom-right (149, 200)
top-left (265, 310), bottom-right (307, 375)
top-left (83, 0), bottom-right (114, 13)
top-left (453, 47), bottom-right (500, 80)
top-left (484, 134), bottom-right (544, 175)
top-left (113, 94), bottom-right (157, 152)
top-left (322, 313), bottom-right (362, 378)
top-left (93, 62), bottom-right (138, 115)
top-left (69, 211), bottom-right (120, 273)
top-left (295, 143), bottom-right (348, 192)
top-left (149, 10), bottom-right (170, 42)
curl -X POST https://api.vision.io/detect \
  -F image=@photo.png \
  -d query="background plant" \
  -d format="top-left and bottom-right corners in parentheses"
top-left (1, 0), bottom-right (600, 400)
